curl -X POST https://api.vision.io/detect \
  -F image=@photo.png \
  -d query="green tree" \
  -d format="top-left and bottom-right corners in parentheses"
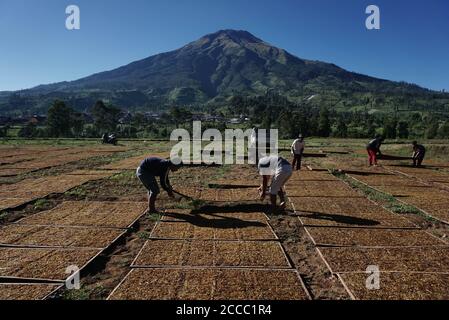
top-left (169, 106), bottom-right (192, 127)
top-left (425, 118), bottom-right (439, 139)
top-left (335, 118), bottom-right (348, 138)
top-left (132, 112), bottom-right (147, 130)
top-left (261, 110), bottom-right (273, 129)
top-left (396, 121), bottom-right (409, 139)
top-left (71, 112), bottom-right (85, 137)
top-left (383, 118), bottom-right (398, 139)
top-left (47, 100), bottom-right (75, 137)
top-left (318, 107), bottom-right (331, 137)
top-left (438, 121), bottom-right (449, 138)
top-left (363, 117), bottom-right (376, 138)
top-left (18, 123), bottom-right (38, 138)
top-left (91, 100), bottom-right (121, 134)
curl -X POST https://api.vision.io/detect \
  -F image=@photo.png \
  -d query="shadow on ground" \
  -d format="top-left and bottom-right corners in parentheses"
top-left (295, 210), bottom-right (381, 226)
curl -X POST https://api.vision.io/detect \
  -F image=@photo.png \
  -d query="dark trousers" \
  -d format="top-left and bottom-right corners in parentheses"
top-left (292, 154), bottom-right (303, 171)
top-left (413, 153), bottom-right (425, 167)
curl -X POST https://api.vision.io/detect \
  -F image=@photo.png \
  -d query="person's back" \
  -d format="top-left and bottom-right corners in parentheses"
top-left (414, 144), bottom-right (426, 153)
top-left (136, 157), bottom-right (181, 213)
top-left (292, 139), bottom-right (305, 154)
top-left (139, 157), bottom-right (170, 176)
top-left (366, 136), bottom-right (383, 166)
top-left (258, 155), bottom-right (290, 176)
top-left (367, 138), bottom-right (380, 151)
top-left (257, 155), bottom-right (292, 210)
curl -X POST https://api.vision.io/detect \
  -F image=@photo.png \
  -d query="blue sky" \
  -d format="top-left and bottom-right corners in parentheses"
top-left (0, 0), bottom-right (448, 91)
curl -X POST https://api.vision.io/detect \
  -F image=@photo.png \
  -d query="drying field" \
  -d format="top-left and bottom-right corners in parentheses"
top-left (0, 247), bottom-right (101, 281)
top-left (108, 209), bottom-right (310, 300)
top-left (0, 146), bottom-right (127, 177)
top-left (280, 144), bottom-right (448, 300)
top-left (16, 201), bottom-right (147, 229)
top-left (0, 170), bottom-right (119, 211)
top-left (347, 164), bottom-right (449, 224)
top-left (337, 272), bottom-right (449, 300)
top-left (0, 284), bottom-right (61, 300)
top-left (100, 153), bottom-right (169, 170)
top-left (132, 240), bottom-right (290, 268)
top-left (109, 268), bottom-right (308, 300)
top-left (0, 139), bottom-right (448, 300)
top-left (287, 180), bottom-right (363, 197)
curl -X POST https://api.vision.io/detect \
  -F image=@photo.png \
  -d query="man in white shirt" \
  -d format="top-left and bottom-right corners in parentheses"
top-left (291, 135), bottom-right (305, 171)
top-left (258, 155), bottom-right (293, 210)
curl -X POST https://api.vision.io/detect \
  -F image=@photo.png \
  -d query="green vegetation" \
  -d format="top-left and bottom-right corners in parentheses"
top-left (33, 199), bottom-right (50, 211)
top-left (65, 186), bottom-right (88, 198)
top-left (0, 212), bottom-right (8, 223)
top-left (136, 231), bottom-right (152, 240)
top-left (146, 212), bottom-right (162, 222)
top-left (62, 285), bottom-right (106, 300)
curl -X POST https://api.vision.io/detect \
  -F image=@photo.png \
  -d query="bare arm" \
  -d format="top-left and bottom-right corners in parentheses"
top-left (160, 169), bottom-right (174, 197)
top-left (259, 175), bottom-right (270, 200)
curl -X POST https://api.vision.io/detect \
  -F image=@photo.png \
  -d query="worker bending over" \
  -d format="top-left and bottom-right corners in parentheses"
top-left (136, 157), bottom-right (182, 213)
top-left (258, 155), bottom-right (293, 210)
top-left (366, 135), bottom-right (384, 166)
top-left (412, 141), bottom-right (426, 167)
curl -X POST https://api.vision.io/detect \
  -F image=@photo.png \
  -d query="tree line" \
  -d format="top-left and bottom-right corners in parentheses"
top-left (2, 96), bottom-right (449, 140)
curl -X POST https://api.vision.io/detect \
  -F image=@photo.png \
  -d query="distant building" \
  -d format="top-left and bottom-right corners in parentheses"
top-left (144, 112), bottom-right (162, 121)
top-left (29, 115), bottom-right (47, 125)
top-left (227, 115), bottom-right (249, 124)
top-left (118, 112), bottom-right (133, 124)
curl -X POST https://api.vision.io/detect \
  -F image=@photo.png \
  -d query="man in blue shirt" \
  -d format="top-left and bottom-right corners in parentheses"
top-left (136, 157), bottom-right (183, 213)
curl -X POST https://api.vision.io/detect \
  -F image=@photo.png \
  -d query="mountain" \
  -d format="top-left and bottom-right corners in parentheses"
top-left (1, 29), bottom-right (446, 115)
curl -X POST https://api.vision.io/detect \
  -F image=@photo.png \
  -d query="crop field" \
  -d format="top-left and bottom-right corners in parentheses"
top-left (151, 220), bottom-right (278, 240)
top-left (347, 173), bottom-right (426, 187)
top-left (347, 166), bottom-right (449, 225)
top-left (0, 146), bottom-right (127, 177)
top-left (132, 240), bottom-right (290, 268)
top-left (0, 224), bottom-right (124, 249)
top-left (0, 171), bottom-right (119, 211)
top-left (16, 201), bottom-right (147, 229)
top-left (305, 227), bottom-right (444, 247)
top-left (289, 170), bottom-right (338, 181)
top-left (0, 139), bottom-right (448, 300)
top-left (286, 180), bottom-right (363, 197)
top-left (100, 153), bottom-right (169, 170)
top-left (337, 272), bottom-right (449, 300)
top-left (108, 268), bottom-right (309, 300)
top-left (0, 247), bottom-right (101, 281)
top-left (0, 168), bottom-right (31, 177)
top-left (317, 246), bottom-right (449, 273)
top-left (292, 197), bottom-right (417, 228)
top-left (0, 284), bottom-right (61, 300)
